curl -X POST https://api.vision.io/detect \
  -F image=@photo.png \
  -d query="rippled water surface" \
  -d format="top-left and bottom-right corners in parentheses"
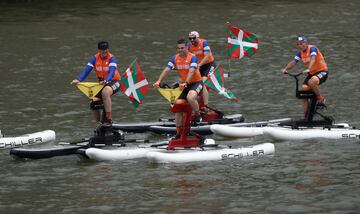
top-left (0, 0), bottom-right (359, 213)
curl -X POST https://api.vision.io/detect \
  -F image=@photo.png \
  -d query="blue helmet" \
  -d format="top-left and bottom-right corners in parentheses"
top-left (297, 35), bottom-right (307, 42)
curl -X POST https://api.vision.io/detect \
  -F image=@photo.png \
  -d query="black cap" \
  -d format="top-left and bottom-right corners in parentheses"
top-left (98, 41), bottom-right (109, 50)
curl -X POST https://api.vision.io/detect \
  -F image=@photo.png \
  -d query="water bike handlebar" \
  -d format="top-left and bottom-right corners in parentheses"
top-left (285, 72), bottom-right (302, 91)
top-left (159, 82), bottom-right (180, 89)
top-left (286, 72), bottom-right (302, 79)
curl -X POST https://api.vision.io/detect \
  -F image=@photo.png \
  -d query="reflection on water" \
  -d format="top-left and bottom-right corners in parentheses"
top-left (0, 0), bottom-right (359, 213)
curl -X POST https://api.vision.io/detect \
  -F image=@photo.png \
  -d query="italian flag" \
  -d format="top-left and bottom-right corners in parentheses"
top-left (204, 64), bottom-right (238, 101)
top-left (227, 24), bottom-right (259, 59)
top-left (120, 59), bottom-right (149, 108)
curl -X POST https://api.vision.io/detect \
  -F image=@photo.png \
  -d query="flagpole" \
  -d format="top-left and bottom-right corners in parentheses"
top-left (226, 21), bottom-right (231, 75)
top-left (227, 58), bottom-right (231, 76)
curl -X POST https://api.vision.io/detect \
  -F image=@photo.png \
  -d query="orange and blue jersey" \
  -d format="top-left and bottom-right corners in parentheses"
top-left (77, 52), bottom-right (120, 82)
top-left (294, 45), bottom-right (328, 75)
top-left (187, 38), bottom-right (214, 64)
top-left (167, 53), bottom-right (202, 83)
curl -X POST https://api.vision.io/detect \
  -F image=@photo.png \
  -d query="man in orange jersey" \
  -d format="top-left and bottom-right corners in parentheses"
top-left (154, 39), bottom-right (203, 137)
top-left (282, 35), bottom-right (328, 116)
top-left (187, 31), bottom-right (216, 110)
top-left (71, 41), bottom-right (121, 127)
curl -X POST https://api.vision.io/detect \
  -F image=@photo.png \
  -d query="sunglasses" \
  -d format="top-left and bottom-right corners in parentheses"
top-left (189, 37), bottom-right (197, 41)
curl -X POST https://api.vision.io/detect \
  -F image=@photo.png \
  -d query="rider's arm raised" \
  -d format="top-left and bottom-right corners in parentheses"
top-left (154, 67), bottom-right (171, 88)
top-left (282, 60), bottom-right (296, 74)
top-left (157, 67), bottom-right (171, 83)
top-left (282, 51), bottom-right (300, 74)
top-left (154, 56), bottom-right (175, 88)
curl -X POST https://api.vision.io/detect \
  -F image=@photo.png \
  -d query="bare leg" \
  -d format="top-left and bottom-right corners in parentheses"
top-left (186, 90), bottom-right (199, 112)
top-left (202, 77), bottom-right (209, 106)
top-left (301, 84), bottom-right (311, 118)
top-left (91, 97), bottom-right (102, 123)
top-left (101, 86), bottom-right (113, 121)
top-left (307, 76), bottom-right (321, 97)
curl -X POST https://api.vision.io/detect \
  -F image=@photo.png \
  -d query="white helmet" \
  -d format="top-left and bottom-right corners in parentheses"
top-left (189, 31), bottom-right (200, 38)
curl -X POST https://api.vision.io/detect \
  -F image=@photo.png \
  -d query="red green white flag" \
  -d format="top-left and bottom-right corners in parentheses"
top-left (120, 59), bottom-right (149, 108)
top-left (227, 24), bottom-right (259, 59)
top-left (204, 64), bottom-right (238, 101)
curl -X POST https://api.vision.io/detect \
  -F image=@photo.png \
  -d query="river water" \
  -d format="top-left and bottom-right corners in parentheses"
top-left (0, 0), bottom-right (359, 213)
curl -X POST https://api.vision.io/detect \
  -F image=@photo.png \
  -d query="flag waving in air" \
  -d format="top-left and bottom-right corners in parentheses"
top-left (204, 65), bottom-right (238, 101)
top-left (227, 24), bottom-right (259, 59)
top-left (120, 59), bottom-right (149, 107)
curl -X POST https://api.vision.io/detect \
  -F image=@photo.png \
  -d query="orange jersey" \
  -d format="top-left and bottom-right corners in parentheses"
top-left (300, 45), bottom-right (328, 75)
top-left (94, 52), bottom-right (121, 81)
top-left (188, 38), bottom-right (214, 65)
top-left (169, 53), bottom-right (202, 83)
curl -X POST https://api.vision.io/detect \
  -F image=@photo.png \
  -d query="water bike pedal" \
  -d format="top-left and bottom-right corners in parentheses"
top-left (171, 133), bottom-right (181, 140)
top-left (316, 101), bottom-right (327, 110)
top-left (101, 121), bottom-right (113, 128)
top-left (190, 114), bottom-right (202, 126)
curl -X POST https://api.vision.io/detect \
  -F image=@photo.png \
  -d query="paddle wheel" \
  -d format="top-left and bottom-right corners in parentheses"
top-left (167, 99), bottom-right (204, 150)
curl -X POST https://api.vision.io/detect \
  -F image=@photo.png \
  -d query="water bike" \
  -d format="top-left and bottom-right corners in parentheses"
top-left (112, 82), bottom-right (244, 134)
top-left (9, 126), bottom-right (147, 159)
top-left (263, 72), bottom-right (360, 140)
top-left (10, 82), bottom-right (275, 162)
top-left (210, 72), bottom-right (360, 141)
top-left (77, 142), bottom-right (275, 163)
top-left (76, 96), bottom-right (275, 163)
top-left (0, 130), bottom-right (55, 150)
top-left (8, 123), bottom-right (275, 162)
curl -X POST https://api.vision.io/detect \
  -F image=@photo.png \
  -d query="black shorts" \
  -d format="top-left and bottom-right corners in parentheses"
top-left (95, 80), bottom-right (121, 98)
top-left (303, 71), bottom-right (328, 85)
top-left (199, 61), bottom-right (216, 77)
top-left (178, 81), bottom-right (203, 100)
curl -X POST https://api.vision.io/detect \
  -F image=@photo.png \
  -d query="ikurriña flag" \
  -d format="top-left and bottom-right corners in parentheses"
top-left (204, 64), bottom-right (238, 101)
top-left (227, 24), bottom-right (259, 59)
top-left (120, 58), bottom-right (149, 108)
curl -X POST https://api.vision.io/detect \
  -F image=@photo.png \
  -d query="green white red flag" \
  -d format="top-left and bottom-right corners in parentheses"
top-left (227, 24), bottom-right (259, 59)
top-left (120, 59), bottom-right (149, 108)
top-left (204, 64), bottom-right (238, 101)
